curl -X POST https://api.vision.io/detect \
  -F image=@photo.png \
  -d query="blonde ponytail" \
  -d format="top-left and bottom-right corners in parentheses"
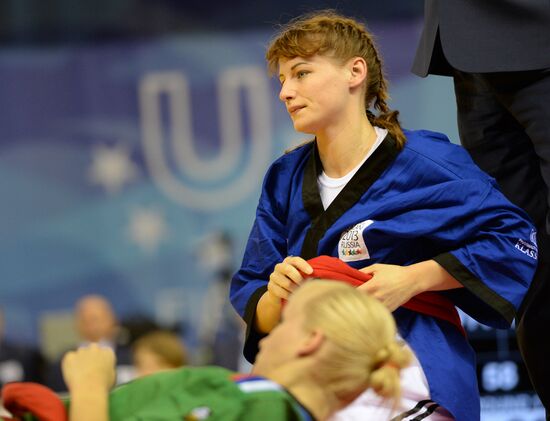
top-left (369, 342), bottom-right (411, 399)
top-left (299, 281), bottom-right (412, 403)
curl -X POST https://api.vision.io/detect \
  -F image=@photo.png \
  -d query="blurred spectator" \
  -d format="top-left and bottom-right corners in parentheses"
top-left (0, 309), bottom-right (44, 387)
top-left (75, 295), bottom-right (120, 344)
top-left (132, 330), bottom-right (187, 377)
top-left (45, 295), bottom-right (134, 391)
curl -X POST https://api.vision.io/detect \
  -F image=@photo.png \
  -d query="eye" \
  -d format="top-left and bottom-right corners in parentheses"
top-left (297, 70), bottom-right (309, 79)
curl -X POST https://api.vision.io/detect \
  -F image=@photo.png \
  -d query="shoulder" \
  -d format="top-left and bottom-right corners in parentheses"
top-left (180, 365), bottom-right (234, 381)
top-left (403, 129), bottom-right (461, 157)
top-left (400, 129), bottom-right (493, 182)
top-left (262, 141), bottom-right (313, 189)
top-left (235, 376), bottom-right (300, 415)
top-left (271, 140), bottom-right (313, 169)
top-left (130, 366), bottom-right (235, 391)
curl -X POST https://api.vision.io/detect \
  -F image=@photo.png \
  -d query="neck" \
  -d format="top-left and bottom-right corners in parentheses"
top-left (315, 112), bottom-right (377, 178)
top-left (264, 364), bottom-right (341, 421)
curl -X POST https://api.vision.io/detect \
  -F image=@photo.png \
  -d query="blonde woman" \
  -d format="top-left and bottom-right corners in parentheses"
top-left (0, 281), bottom-right (411, 420)
top-left (230, 10), bottom-right (537, 421)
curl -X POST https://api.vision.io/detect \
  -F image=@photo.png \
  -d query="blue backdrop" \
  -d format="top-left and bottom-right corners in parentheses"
top-left (0, 16), bottom-right (545, 420)
top-left (1, 19), bottom-right (449, 345)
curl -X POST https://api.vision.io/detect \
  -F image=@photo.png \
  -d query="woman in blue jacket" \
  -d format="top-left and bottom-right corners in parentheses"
top-left (230, 10), bottom-right (537, 421)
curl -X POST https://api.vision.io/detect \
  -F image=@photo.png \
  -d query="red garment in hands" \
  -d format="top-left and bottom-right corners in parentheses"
top-left (304, 255), bottom-right (466, 337)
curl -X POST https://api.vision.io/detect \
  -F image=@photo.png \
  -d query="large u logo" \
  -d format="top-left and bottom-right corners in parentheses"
top-left (139, 67), bottom-right (271, 211)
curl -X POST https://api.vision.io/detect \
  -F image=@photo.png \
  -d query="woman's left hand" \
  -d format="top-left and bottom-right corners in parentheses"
top-left (357, 263), bottom-right (421, 311)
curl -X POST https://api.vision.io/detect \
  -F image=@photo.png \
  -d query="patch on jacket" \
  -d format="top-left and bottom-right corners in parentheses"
top-left (338, 220), bottom-right (373, 262)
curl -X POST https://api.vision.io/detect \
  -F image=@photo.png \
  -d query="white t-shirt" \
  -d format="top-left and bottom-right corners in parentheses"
top-left (317, 126), bottom-right (388, 210)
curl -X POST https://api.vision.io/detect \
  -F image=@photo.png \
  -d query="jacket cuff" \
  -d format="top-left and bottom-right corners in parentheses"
top-left (434, 252), bottom-right (516, 324)
top-left (242, 285), bottom-right (268, 363)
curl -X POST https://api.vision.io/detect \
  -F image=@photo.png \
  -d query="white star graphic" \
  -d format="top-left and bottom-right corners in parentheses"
top-left (88, 144), bottom-right (138, 194)
top-left (127, 207), bottom-right (168, 254)
top-left (197, 232), bottom-right (232, 272)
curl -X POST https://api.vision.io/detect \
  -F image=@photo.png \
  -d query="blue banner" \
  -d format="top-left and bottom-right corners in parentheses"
top-left (0, 22), bottom-right (434, 347)
top-left (1, 20), bottom-right (544, 419)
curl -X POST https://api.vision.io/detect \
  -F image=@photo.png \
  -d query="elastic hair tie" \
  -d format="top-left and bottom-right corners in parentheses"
top-left (373, 360), bottom-right (401, 371)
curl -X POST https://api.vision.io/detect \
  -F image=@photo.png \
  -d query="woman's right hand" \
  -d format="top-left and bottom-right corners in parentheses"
top-left (256, 255), bottom-right (313, 333)
top-left (267, 255), bottom-right (313, 302)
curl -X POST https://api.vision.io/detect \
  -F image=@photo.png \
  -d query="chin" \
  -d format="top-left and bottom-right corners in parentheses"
top-left (292, 116), bottom-right (321, 135)
top-left (250, 362), bottom-right (262, 375)
top-left (250, 352), bottom-right (263, 374)
top-left (293, 122), bottom-right (316, 135)
top-left (251, 353), bottom-right (273, 376)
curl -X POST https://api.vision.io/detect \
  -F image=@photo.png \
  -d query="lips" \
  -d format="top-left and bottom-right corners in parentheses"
top-left (288, 105), bottom-right (305, 115)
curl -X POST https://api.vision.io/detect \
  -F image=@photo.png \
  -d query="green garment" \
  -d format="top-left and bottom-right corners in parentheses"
top-left (105, 366), bottom-right (309, 420)
top-left (16, 366), bottom-right (312, 421)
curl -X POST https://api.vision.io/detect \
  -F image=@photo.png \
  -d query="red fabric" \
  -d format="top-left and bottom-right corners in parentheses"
top-left (1, 382), bottom-right (68, 421)
top-left (305, 255), bottom-right (466, 337)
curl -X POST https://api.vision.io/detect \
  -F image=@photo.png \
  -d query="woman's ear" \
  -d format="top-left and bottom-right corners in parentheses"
top-left (348, 56), bottom-right (367, 88)
top-left (297, 329), bottom-right (325, 356)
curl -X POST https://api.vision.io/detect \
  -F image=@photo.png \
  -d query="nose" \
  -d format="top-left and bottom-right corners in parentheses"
top-left (279, 81), bottom-right (296, 102)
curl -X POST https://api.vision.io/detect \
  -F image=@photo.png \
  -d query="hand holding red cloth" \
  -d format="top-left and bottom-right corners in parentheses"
top-left (304, 256), bottom-right (466, 337)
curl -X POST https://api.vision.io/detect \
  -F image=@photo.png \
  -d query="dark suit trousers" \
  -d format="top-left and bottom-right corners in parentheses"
top-left (453, 68), bottom-right (550, 411)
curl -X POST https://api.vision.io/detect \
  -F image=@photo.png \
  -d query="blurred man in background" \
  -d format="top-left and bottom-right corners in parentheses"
top-left (45, 295), bottom-right (134, 391)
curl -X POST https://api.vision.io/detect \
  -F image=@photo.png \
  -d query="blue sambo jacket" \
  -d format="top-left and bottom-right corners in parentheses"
top-left (230, 129), bottom-right (537, 421)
